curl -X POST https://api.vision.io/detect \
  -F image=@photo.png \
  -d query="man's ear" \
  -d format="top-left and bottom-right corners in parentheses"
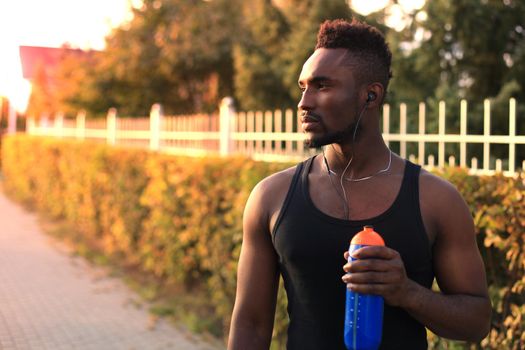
top-left (364, 83), bottom-right (385, 108)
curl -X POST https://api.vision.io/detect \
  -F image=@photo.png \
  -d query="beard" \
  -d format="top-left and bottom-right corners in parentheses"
top-left (304, 120), bottom-right (359, 149)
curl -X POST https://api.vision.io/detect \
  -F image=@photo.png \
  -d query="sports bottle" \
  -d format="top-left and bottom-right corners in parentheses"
top-left (344, 225), bottom-right (385, 350)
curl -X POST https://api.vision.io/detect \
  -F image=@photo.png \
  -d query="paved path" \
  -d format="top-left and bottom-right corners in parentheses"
top-left (0, 191), bottom-right (224, 350)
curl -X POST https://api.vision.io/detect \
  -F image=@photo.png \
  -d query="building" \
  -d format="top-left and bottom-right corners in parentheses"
top-left (19, 45), bottom-right (96, 118)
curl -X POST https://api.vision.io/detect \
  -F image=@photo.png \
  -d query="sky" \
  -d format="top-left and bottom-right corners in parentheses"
top-left (0, 0), bottom-right (140, 112)
top-left (0, 0), bottom-right (424, 113)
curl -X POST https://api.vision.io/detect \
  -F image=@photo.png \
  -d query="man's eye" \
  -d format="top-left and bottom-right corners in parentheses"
top-left (317, 83), bottom-right (328, 90)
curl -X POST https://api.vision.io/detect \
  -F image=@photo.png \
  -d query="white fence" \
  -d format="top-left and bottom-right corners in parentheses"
top-left (27, 97), bottom-right (525, 177)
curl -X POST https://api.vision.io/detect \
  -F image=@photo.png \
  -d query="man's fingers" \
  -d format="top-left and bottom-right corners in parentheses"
top-left (346, 282), bottom-right (389, 296)
top-left (351, 245), bottom-right (398, 260)
top-left (343, 258), bottom-right (391, 273)
top-left (342, 271), bottom-right (396, 284)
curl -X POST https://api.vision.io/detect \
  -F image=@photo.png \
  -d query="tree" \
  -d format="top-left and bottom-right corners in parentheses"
top-left (156, 0), bottom-right (239, 113)
top-left (54, 0), bottom-right (240, 116)
top-left (52, 0), bottom-right (524, 121)
top-left (54, 49), bottom-right (107, 117)
top-left (381, 0), bottom-right (525, 167)
top-left (387, 0), bottom-right (525, 104)
top-left (99, 0), bottom-right (179, 116)
top-left (26, 63), bottom-right (58, 119)
top-left (233, 0), bottom-right (292, 111)
top-left (279, 0), bottom-right (353, 102)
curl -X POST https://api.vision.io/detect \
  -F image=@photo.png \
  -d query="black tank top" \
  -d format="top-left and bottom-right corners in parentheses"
top-left (272, 156), bottom-right (434, 349)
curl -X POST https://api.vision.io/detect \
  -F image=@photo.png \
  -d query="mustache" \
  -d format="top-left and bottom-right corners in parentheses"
top-left (301, 112), bottom-right (323, 123)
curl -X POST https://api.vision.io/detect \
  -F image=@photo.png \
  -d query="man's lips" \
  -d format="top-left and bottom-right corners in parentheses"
top-left (301, 114), bottom-right (321, 132)
top-left (301, 113), bottom-right (321, 123)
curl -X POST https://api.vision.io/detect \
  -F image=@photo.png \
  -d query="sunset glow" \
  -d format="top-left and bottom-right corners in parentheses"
top-left (0, 0), bottom-right (424, 112)
top-left (0, 0), bottom-right (140, 112)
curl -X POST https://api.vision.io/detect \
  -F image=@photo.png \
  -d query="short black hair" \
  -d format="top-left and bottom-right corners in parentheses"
top-left (315, 18), bottom-right (392, 94)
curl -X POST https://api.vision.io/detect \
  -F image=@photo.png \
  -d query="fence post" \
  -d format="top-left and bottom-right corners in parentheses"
top-left (264, 110), bottom-right (273, 154)
top-left (149, 103), bottom-right (163, 151)
top-left (418, 102), bottom-right (425, 166)
top-left (76, 110), bottom-right (86, 140)
top-left (382, 104), bottom-right (390, 147)
top-left (428, 155), bottom-right (435, 169)
top-left (483, 99), bottom-right (491, 172)
top-left (460, 100), bottom-right (467, 168)
top-left (449, 155), bottom-right (456, 167)
top-left (471, 158), bottom-right (478, 174)
top-left (285, 109), bottom-right (293, 154)
top-left (41, 114), bottom-right (50, 130)
top-left (495, 159), bottom-right (502, 173)
top-left (27, 117), bottom-right (35, 135)
top-left (509, 98), bottom-right (516, 174)
top-left (438, 101), bottom-right (446, 168)
top-left (399, 103), bottom-right (407, 159)
top-left (54, 112), bottom-right (64, 138)
top-left (220, 97), bottom-right (235, 156)
top-left (107, 108), bottom-right (117, 145)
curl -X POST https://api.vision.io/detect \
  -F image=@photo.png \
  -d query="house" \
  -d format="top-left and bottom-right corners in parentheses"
top-left (18, 45), bottom-right (96, 118)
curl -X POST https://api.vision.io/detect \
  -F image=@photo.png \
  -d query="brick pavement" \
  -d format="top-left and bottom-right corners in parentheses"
top-left (0, 191), bottom-right (225, 350)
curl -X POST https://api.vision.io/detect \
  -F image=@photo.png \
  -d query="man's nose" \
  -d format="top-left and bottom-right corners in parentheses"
top-left (298, 89), bottom-right (314, 112)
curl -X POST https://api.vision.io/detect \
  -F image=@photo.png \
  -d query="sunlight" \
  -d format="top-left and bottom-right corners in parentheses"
top-left (0, 0), bottom-right (139, 112)
top-left (0, 0), bottom-right (426, 113)
top-left (350, 0), bottom-right (390, 16)
top-left (351, 0), bottom-right (426, 32)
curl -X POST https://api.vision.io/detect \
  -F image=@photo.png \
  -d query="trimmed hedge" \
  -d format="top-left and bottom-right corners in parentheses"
top-left (1, 135), bottom-right (523, 349)
top-left (1, 135), bottom-right (289, 343)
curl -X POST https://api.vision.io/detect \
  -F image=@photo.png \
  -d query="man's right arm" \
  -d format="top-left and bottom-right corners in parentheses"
top-left (228, 179), bottom-right (280, 350)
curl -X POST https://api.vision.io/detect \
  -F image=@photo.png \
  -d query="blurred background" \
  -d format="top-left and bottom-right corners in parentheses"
top-left (0, 0), bottom-right (523, 118)
top-left (0, 1), bottom-right (524, 349)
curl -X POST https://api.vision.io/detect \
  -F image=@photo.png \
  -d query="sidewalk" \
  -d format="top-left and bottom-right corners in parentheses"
top-left (0, 191), bottom-right (224, 350)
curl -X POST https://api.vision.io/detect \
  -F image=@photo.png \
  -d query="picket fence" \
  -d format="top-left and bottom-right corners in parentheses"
top-left (26, 97), bottom-right (525, 177)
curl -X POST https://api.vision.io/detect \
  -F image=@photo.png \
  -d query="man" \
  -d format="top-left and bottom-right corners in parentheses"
top-left (228, 19), bottom-right (491, 349)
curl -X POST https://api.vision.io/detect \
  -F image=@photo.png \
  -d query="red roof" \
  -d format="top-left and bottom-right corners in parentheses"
top-left (19, 46), bottom-right (94, 80)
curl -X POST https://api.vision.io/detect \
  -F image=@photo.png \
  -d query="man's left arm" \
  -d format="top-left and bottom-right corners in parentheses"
top-left (343, 175), bottom-right (492, 342)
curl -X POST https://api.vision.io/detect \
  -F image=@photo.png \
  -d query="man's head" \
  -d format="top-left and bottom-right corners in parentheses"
top-left (315, 18), bottom-right (392, 101)
top-left (298, 19), bottom-right (392, 148)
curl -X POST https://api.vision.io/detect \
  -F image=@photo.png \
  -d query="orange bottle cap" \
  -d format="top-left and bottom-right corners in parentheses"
top-left (350, 225), bottom-right (385, 246)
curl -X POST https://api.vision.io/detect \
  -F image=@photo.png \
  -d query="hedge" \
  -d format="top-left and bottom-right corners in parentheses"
top-left (1, 135), bottom-right (523, 349)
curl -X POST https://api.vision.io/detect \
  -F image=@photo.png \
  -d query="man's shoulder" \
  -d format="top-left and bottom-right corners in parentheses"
top-left (243, 164), bottom-right (302, 233)
top-left (418, 167), bottom-right (463, 200)
top-left (253, 164), bottom-right (300, 199)
top-left (418, 167), bottom-right (472, 238)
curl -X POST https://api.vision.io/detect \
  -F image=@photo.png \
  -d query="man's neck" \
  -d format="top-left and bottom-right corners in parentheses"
top-left (323, 139), bottom-right (391, 179)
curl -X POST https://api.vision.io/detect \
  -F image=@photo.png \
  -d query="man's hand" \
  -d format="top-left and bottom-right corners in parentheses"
top-left (341, 246), bottom-right (417, 308)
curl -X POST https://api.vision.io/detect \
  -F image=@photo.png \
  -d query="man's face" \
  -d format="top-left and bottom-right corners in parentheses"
top-left (298, 48), bottom-right (361, 148)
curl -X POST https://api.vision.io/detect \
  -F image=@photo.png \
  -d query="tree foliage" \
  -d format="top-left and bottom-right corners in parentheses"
top-left (49, 0), bottom-right (355, 116)
top-left (387, 0), bottom-right (525, 104)
top-left (54, 50), bottom-right (107, 117)
top-left (232, 0), bottom-right (292, 110)
top-left (26, 63), bottom-right (58, 119)
top-left (278, 0), bottom-right (352, 103)
top-left (44, 0), bottom-right (524, 119)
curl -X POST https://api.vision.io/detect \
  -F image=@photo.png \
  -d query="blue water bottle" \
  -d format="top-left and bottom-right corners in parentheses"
top-left (344, 225), bottom-right (385, 350)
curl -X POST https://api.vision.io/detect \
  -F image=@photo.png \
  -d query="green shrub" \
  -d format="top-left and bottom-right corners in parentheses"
top-left (1, 135), bottom-right (523, 349)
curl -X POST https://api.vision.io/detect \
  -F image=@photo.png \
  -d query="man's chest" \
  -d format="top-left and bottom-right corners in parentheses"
top-left (309, 176), bottom-right (403, 221)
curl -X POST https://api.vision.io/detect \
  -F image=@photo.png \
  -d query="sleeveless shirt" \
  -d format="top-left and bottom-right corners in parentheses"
top-left (272, 156), bottom-right (434, 349)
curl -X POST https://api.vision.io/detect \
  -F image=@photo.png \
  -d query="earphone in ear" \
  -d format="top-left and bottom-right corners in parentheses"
top-left (366, 91), bottom-right (377, 102)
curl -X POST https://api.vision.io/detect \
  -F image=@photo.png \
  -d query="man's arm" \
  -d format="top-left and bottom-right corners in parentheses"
top-left (407, 174), bottom-right (492, 340)
top-left (343, 173), bottom-right (491, 342)
top-left (228, 180), bottom-right (280, 350)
